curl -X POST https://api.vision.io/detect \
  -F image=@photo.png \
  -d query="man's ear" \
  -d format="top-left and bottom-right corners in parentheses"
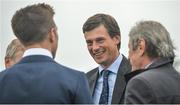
top-left (49, 28), bottom-right (57, 43)
top-left (5, 57), bottom-right (11, 68)
top-left (138, 38), bottom-right (146, 57)
top-left (113, 35), bottom-right (121, 45)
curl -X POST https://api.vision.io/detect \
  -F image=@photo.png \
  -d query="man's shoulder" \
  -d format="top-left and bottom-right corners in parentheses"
top-left (3, 58), bottom-right (84, 79)
top-left (121, 55), bottom-right (131, 66)
top-left (119, 55), bottom-right (132, 74)
top-left (57, 63), bottom-right (84, 75)
top-left (128, 68), bottom-right (166, 86)
top-left (86, 67), bottom-right (98, 78)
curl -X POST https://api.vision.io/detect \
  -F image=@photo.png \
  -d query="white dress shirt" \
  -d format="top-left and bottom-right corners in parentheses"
top-left (23, 48), bottom-right (53, 58)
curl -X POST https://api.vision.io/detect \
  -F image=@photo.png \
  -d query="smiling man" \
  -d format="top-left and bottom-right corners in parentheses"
top-left (82, 13), bottom-right (131, 104)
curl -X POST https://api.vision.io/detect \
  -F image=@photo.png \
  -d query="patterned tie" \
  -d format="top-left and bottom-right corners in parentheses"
top-left (99, 70), bottom-right (110, 104)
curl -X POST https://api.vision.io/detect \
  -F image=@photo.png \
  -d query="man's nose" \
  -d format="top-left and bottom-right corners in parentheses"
top-left (92, 42), bottom-right (100, 51)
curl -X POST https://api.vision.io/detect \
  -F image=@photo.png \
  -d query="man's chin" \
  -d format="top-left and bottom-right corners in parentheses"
top-left (94, 59), bottom-right (104, 65)
top-left (93, 56), bottom-right (106, 63)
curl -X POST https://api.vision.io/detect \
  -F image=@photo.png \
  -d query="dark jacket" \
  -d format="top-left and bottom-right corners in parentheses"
top-left (0, 55), bottom-right (92, 104)
top-left (124, 57), bottom-right (180, 104)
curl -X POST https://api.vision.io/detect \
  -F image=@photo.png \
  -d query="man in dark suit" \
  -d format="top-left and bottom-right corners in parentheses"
top-left (82, 13), bottom-right (131, 104)
top-left (125, 20), bottom-right (180, 104)
top-left (0, 3), bottom-right (92, 104)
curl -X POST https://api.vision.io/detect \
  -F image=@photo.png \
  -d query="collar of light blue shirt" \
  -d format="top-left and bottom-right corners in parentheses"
top-left (98, 53), bottom-right (123, 75)
top-left (144, 60), bottom-right (155, 69)
top-left (23, 48), bottom-right (53, 58)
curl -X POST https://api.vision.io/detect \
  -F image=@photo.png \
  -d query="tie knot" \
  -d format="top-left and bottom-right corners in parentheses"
top-left (103, 70), bottom-right (110, 78)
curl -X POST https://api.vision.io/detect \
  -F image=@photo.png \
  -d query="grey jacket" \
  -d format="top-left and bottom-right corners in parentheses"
top-left (125, 57), bottom-right (180, 104)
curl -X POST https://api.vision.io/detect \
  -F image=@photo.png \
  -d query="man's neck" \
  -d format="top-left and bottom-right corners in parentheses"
top-left (100, 53), bottom-right (120, 69)
top-left (141, 57), bottom-right (158, 69)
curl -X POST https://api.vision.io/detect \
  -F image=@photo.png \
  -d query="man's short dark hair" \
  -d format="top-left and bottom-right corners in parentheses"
top-left (11, 3), bottom-right (55, 46)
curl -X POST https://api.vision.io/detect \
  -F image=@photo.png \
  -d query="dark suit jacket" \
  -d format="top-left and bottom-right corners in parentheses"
top-left (0, 55), bottom-right (92, 104)
top-left (125, 57), bottom-right (180, 104)
top-left (86, 55), bottom-right (131, 104)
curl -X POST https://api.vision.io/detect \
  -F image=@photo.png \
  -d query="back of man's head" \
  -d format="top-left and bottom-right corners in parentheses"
top-left (129, 20), bottom-right (175, 59)
top-left (11, 3), bottom-right (55, 46)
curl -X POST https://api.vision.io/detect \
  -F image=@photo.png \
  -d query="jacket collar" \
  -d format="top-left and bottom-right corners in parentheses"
top-left (125, 57), bottom-right (174, 83)
top-left (17, 55), bottom-right (56, 64)
top-left (147, 57), bottom-right (173, 70)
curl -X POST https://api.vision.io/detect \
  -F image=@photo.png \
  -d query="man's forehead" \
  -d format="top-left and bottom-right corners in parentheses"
top-left (85, 34), bottom-right (108, 40)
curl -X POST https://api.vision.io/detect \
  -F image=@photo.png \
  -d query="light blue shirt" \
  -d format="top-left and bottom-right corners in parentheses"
top-left (93, 54), bottom-right (123, 104)
top-left (144, 60), bottom-right (155, 69)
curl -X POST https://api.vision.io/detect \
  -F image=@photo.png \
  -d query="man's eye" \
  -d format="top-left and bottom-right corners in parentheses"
top-left (86, 42), bottom-right (92, 46)
top-left (97, 39), bottom-right (104, 44)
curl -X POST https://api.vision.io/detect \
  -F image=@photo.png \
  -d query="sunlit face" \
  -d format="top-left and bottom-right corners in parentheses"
top-left (128, 41), bottom-right (142, 71)
top-left (84, 25), bottom-right (120, 68)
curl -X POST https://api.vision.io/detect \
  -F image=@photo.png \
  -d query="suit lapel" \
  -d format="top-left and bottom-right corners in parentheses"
top-left (89, 68), bottom-right (99, 96)
top-left (111, 55), bottom-right (131, 104)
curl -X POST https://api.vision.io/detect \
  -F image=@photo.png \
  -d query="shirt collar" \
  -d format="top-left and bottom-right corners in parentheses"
top-left (98, 53), bottom-right (123, 75)
top-left (144, 60), bottom-right (155, 69)
top-left (23, 48), bottom-right (53, 58)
